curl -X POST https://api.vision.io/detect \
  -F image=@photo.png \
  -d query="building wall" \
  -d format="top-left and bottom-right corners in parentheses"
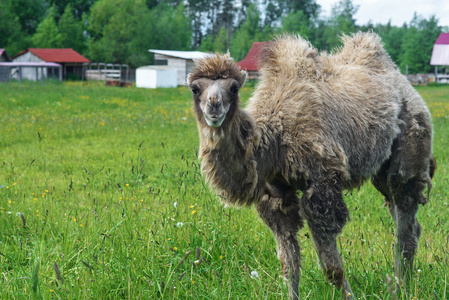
top-left (154, 54), bottom-right (191, 86)
top-left (136, 66), bottom-right (177, 88)
top-left (12, 52), bottom-right (46, 81)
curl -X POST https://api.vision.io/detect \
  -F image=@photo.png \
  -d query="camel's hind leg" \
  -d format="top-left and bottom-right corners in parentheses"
top-left (256, 186), bottom-right (303, 300)
top-left (300, 183), bottom-right (353, 299)
top-left (372, 156), bottom-right (435, 283)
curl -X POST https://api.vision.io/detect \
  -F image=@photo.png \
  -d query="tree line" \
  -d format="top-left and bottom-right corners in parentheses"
top-left (0, 0), bottom-right (446, 73)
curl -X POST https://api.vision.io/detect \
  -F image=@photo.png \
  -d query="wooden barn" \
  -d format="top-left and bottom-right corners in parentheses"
top-left (148, 50), bottom-right (210, 85)
top-left (430, 32), bottom-right (449, 83)
top-left (13, 48), bottom-right (90, 81)
top-left (236, 42), bottom-right (270, 79)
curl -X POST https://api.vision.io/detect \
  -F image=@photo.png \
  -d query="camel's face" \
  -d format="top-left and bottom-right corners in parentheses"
top-left (189, 77), bottom-right (241, 127)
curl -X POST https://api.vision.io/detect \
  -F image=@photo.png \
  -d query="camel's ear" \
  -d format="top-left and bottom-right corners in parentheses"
top-left (240, 70), bottom-right (247, 87)
top-left (186, 73), bottom-right (193, 86)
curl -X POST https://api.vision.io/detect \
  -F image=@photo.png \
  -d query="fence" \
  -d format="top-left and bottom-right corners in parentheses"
top-left (83, 63), bottom-right (133, 87)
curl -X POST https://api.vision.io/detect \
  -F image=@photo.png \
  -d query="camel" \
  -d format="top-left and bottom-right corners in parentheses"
top-left (187, 32), bottom-right (436, 299)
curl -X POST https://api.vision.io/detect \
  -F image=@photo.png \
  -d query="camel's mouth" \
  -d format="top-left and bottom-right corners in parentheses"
top-left (204, 113), bottom-right (226, 127)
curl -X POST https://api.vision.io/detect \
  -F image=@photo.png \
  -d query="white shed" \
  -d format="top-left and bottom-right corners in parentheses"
top-left (148, 50), bottom-right (211, 85)
top-left (136, 66), bottom-right (177, 88)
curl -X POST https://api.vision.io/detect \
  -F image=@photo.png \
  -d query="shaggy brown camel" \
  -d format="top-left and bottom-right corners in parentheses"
top-left (187, 32), bottom-right (435, 299)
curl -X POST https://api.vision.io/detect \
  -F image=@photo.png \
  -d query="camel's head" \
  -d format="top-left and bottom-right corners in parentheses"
top-left (187, 53), bottom-right (247, 128)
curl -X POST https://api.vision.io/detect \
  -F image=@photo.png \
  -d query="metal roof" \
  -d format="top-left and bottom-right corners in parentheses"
top-left (0, 62), bottom-right (62, 67)
top-left (13, 48), bottom-right (90, 63)
top-left (435, 33), bottom-right (449, 45)
top-left (149, 49), bottom-right (211, 60)
top-left (430, 33), bottom-right (449, 65)
top-left (236, 42), bottom-right (271, 71)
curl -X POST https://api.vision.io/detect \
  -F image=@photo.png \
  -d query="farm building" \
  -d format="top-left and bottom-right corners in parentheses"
top-left (0, 49), bottom-right (12, 82)
top-left (148, 50), bottom-right (210, 85)
top-left (136, 66), bottom-right (177, 88)
top-left (0, 49), bottom-right (12, 62)
top-left (430, 33), bottom-right (449, 83)
top-left (237, 42), bottom-right (270, 79)
top-left (13, 48), bottom-right (90, 81)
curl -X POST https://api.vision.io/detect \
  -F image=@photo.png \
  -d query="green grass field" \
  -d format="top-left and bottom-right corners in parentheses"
top-left (1, 81), bottom-right (448, 299)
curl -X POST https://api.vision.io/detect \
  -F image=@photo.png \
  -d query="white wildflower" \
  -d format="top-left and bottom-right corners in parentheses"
top-left (250, 271), bottom-right (259, 279)
top-left (174, 202), bottom-right (178, 208)
top-left (176, 222), bottom-right (184, 228)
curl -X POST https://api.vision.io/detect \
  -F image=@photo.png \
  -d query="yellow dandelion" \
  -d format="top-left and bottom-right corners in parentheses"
top-left (8, 200), bottom-right (11, 204)
top-left (140, 199), bottom-right (143, 202)
top-left (174, 247), bottom-right (178, 250)
top-left (220, 255), bottom-right (223, 259)
top-left (80, 224), bottom-right (83, 227)
top-left (168, 238), bottom-right (171, 241)
top-left (189, 205), bottom-right (194, 208)
top-left (192, 280), bottom-right (195, 284)
top-left (13, 183), bottom-right (17, 185)
top-left (192, 210), bottom-right (196, 215)
top-left (50, 289), bottom-right (54, 292)
top-left (126, 183), bottom-right (129, 187)
top-left (73, 217), bottom-right (77, 222)
top-left (45, 190), bottom-right (48, 193)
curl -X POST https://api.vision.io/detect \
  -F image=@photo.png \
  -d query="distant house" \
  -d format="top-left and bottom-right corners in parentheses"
top-left (0, 49), bottom-right (12, 82)
top-left (0, 49), bottom-right (12, 62)
top-left (237, 42), bottom-right (270, 79)
top-left (13, 48), bottom-right (90, 80)
top-left (430, 33), bottom-right (449, 83)
top-left (148, 50), bottom-right (210, 85)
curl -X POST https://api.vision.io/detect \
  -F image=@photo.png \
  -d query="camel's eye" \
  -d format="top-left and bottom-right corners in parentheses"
top-left (191, 86), bottom-right (200, 96)
top-left (191, 87), bottom-right (199, 95)
top-left (230, 84), bottom-right (239, 95)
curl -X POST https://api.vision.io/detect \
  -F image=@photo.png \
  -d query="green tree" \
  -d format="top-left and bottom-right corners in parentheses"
top-left (323, 0), bottom-right (359, 51)
top-left (56, 4), bottom-right (85, 52)
top-left (32, 6), bottom-right (59, 48)
top-left (151, 3), bottom-right (192, 51)
top-left (399, 14), bottom-right (441, 73)
top-left (229, 3), bottom-right (268, 61)
top-left (0, 1), bottom-right (31, 56)
top-left (49, 0), bottom-right (97, 20)
top-left (88, 0), bottom-right (152, 66)
top-left (8, 0), bottom-right (46, 35)
top-left (279, 9), bottom-right (310, 38)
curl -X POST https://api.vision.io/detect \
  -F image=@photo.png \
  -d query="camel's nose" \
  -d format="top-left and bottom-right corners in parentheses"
top-left (207, 83), bottom-right (222, 106)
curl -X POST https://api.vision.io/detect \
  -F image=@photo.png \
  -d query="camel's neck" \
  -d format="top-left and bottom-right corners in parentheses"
top-left (197, 109), bottom-right (277, 206)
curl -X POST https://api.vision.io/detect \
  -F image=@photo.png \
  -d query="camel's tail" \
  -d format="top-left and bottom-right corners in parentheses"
top-left (337, 32), bottom-right (396, 71)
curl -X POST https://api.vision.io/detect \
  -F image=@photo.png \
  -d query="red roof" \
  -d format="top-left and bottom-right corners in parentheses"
top-left (14, 48), bottom-right (90, 63)
top-left (237, 42), bottom-right (270, 71)
top-left (435, 33), bottom-right (449, 45)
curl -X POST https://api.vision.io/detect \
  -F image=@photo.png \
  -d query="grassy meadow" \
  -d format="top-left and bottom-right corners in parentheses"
top-left (0, 81), bottom-right (448, 299)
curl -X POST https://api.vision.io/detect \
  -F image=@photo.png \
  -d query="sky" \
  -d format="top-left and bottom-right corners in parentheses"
top-left (316, 0), bottom-right (449, 28)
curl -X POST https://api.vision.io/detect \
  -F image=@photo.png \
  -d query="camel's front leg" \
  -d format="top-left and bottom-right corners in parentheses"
top-left (256, 190), bottom-right (303, 300)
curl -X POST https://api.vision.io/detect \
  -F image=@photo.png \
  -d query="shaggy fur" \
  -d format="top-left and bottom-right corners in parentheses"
top-left (187, 32), bottom-right (435, 299)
